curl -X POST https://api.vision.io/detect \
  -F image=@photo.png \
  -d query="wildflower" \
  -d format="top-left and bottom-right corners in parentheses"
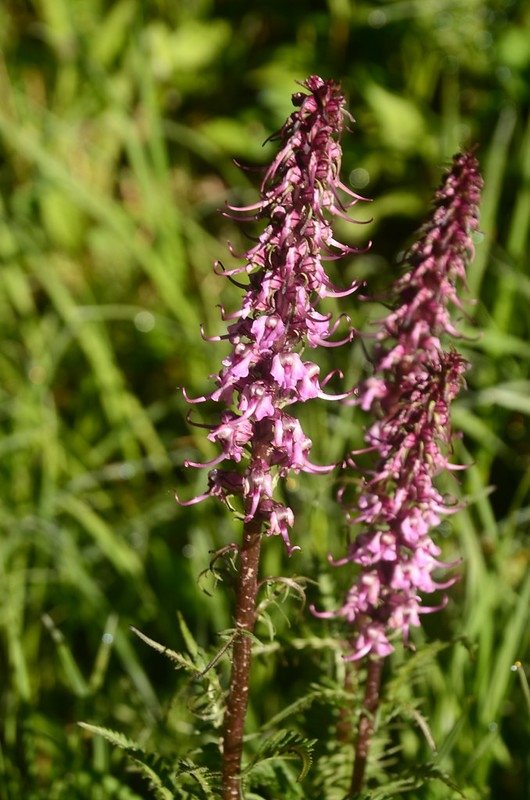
top-left (179, 76), bottom-right (367, 554)
top-left (313, 152), bottom-right (483, 658)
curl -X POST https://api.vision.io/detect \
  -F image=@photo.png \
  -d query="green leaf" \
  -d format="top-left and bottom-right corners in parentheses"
top-left (481, 571), bottom-right (530, 724)
top-left (177, 610), bottom-right (200, 659)
top-left (92, 0), bottom-right (137, 67)
top-left (262, 689), bottom-right (322, 731)
top-left (78, 723), bottom-right (175, 800)
top-left (200, 117), bottom-right (268, 160)
top-left (57, 495), bottom-right (143, 577)
top-left (363, 83), bottom-right (427, 154)
top-left (145, 19), bottom-right (230, 77)
top-left (78, 722), bottom-right (141, 752)
top-left (415, 762), bottom-right (466, 798)
top-left (42, 614), bottom-right (89, 698)
top-left (245, 730), bottom-right (316, 782)
top-left (131, 625), bottom-right (200, 673)
top-left (173, 759), bottom-right (217, 799)
top-left (475, 382), bottom-right (530, 415)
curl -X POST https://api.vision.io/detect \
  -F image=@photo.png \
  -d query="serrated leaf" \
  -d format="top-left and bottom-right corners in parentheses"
top-left (262, 689), bottom-right (321, 731)
top-left (245, 730), bottom-right (315, 782)
top-left (128, 761), bottom-right (174, 800)
top-left (78, 722), bottom-right (175, 799)
top-left (244, 760), bottom-right (278, 790)
top-left (416, 762), bottom-right (466, 797)
top-left (359, 776), bottom-right (419, 798)
top-left (245, 757), bottom-right (305, 797)
top-left (385, 640), bottom-right (449, 695)
top-left (174, 759), bottom-right (217, 799)
top-left (400, 705), bottom-right (437, 752)
top-left (197, 631), bottom-right (236, 678)
top-left (78, 722), bottom-right (141, 752)
top-left (131, 626), bottom-right (200, 673)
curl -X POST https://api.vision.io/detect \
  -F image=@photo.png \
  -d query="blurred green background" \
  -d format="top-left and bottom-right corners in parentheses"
top-left (0, 1), bottom-right (529, 798)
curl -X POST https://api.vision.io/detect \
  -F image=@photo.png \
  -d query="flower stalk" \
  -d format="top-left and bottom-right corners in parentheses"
top-left (350, 657), bottom-right (383, 797)
top-left (314, 151), bottom-right (483, 792)
top-left (180, 76), bottom-right (366, 798)
top-left (221, 516), bottom-right (262, 800)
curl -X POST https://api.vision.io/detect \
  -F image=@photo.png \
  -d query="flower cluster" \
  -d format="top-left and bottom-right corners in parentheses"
top-left (313, 152), bottom-right (483, 658)
top-left (180, 76), bottom-right (366, 553)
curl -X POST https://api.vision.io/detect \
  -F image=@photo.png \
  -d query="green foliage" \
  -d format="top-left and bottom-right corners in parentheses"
top-left (245, 730), bottom-right (316, 783)
top-left (1, 0), bottom-right (529, 797)
top-left (79, 723), bottom-right (218, 799)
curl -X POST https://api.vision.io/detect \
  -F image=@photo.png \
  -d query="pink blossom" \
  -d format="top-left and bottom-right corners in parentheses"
top-left (314, 152), bottom-right (483, 656)
top-left (180, 76), bottom-right (366, 552)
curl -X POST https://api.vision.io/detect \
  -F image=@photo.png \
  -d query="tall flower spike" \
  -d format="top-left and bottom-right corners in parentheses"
top-left (179, 76), bottom-right (368, 800)
top-left (181, 75), bottom-right (368, 554)
top-left (313, 151), bottom-right (483, 660)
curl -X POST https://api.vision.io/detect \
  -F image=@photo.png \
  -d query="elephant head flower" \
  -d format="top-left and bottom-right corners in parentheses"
top-left (313, 152), bottom-right (483, 657)
top-left (179, 76), bottom-right (368, 554)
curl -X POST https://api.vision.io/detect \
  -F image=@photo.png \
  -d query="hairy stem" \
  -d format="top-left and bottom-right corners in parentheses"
top-left (221, 517), bottom-right (262, 800)
top-left (350, 657), bottom-right (383, 797)
top-left (337, 659), bottom-right (356, 744)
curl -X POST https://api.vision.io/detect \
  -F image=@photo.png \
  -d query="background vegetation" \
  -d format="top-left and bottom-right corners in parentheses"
top-left (0, 1), bottom-right (529, 797)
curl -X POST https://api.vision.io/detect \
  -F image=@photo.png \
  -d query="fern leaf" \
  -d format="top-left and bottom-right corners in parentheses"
top-left (78, 722), bottom-right (141, 752)
top-left (245, 758), bottom-right (305, 798)
top-left (78, 723), bottom-right (175, 800)
top-left (174, 759), bottom-right (217, 799)
top-left (262, 681), bottom-right (351, 732)
top-left (245, 730), bottom-right (315, 782)
top-left (385, 640), bottom-right (449, 694)
top-left (128, 759), bottom-right (174, 800)
top-left (196, 632), bottom-right (236, 677)
top-left (359, 775), bottom-right (419, 798)
top-left (131, 626), bottom-right (200, 673)
top-left (416, 763), bottom-right (466, 797)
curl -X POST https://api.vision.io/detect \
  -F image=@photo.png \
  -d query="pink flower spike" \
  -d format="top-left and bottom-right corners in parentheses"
top-left (316, 151), bottom-right (483, 658)
top-left (179, 75), bottom-right (369, 554)
top-left (345, 626), bottom-right (394, 661)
